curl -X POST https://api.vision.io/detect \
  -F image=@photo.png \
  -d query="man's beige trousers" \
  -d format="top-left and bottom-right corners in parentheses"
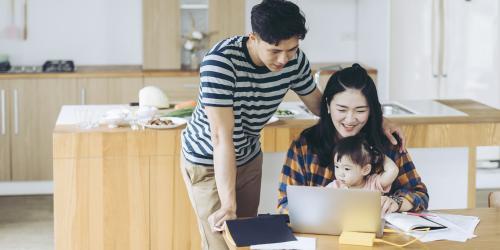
top-left (180, 153), bottom-right (263, 250)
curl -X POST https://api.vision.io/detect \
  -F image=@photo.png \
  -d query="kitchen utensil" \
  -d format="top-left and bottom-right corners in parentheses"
top-left (23, 0), bottom-right (27, 40)
top-left (3, 0), bottom-right (20, 39)
top-left (42, 60), bottom-right (75, 72)
top-left (0, 55), bottom-right (11, 72)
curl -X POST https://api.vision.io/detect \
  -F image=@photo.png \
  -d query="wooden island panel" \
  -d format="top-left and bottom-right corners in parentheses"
top-left (54, 128), bottom-right (201, 250)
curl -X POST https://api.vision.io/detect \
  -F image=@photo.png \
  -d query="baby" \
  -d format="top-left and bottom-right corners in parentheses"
top-left (326, 135), bottom-right (399, 193)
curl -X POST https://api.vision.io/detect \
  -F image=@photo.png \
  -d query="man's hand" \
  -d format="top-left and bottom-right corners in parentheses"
top-left (380, 196), bottom-right (399, 216)
top-left (382, 118), bottom-right (406, 153)
top-left (208, 207), bottom-right (237, 232)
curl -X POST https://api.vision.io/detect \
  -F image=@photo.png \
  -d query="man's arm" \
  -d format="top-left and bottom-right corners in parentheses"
top-left (205, 106), bottom-right (237, 231)
top-left (298, 88), bottom-right (322, 116)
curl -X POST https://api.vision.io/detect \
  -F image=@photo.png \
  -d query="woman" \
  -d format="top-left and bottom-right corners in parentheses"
top-left (277, 63), bottom-right (429, 214)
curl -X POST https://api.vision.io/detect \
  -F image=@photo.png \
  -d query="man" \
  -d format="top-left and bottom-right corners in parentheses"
top-left (180, 1), bottom-right (403, 249)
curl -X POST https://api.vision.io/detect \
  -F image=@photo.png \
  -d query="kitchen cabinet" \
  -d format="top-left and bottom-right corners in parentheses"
top-left (0, 80), bottom-right (11, 180)
top-left (208, 0), bottom-right (246, 45)
top-left (143, 0), bottom-right (181, 70)
top-left (144, 76), bottom-right (200, 103)
top-left (0, 78), bottom-right (79, 181)
top-left (142, 0), bottom-right (245, 70)
top-left (77, 77), bottom-right (142, 105)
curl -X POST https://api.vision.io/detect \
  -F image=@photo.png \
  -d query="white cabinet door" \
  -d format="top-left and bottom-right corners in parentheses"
top-left (408, 147), bottom-right (469, 209)
top-left (389, 0), bottom-right (440, 100)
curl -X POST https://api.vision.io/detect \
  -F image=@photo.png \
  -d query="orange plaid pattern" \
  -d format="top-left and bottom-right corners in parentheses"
top-left (277, 135), bottom-right (429, 213)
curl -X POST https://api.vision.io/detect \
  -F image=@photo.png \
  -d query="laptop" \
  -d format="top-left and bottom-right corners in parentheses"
top-left (287, 185), bottom-right (383, 236)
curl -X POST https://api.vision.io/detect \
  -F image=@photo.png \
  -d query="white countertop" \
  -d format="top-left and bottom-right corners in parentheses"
top-left (56, 105), bottom-right (129, 125)
top-left (383, 99), bottom-right (467, 117)
top-left (279, 100), bottom-right (467, 118)
top-left (56, 99), bottom-right (468, 126)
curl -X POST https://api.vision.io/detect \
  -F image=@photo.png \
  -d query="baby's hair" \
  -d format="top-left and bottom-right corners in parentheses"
top-left (333, 134), bottom-right (385, 175)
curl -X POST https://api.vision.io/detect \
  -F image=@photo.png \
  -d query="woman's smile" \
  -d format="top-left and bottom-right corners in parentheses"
top-left (329, 89), bottom-right (370, 138)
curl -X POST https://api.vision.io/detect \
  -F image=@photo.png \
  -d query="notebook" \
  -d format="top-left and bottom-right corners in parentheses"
top-left (224, 215), bottom-right (297, 247)
top-left (384, 213), bottom-right (448, 232)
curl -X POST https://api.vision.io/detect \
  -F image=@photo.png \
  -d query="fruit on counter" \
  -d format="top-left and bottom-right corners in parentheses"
top-left (174, 100), bottom-right (197, 110)
top-left (164, 107), bottom-right (194, 118)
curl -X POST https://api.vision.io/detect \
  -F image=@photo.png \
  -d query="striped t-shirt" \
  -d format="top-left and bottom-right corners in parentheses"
top-left (181, 36), bottom-right (316, 167)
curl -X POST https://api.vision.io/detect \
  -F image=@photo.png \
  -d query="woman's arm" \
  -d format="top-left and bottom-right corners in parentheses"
top-left (378, 155), bottom-right (399, 189)
top-left (389, 151), bottom-right (429, 212)
top-left (277, 140), bottom-right (308, 214)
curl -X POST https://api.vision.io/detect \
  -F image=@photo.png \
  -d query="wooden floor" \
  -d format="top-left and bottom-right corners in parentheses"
top-left (0, 195), bottom-right (53, 250)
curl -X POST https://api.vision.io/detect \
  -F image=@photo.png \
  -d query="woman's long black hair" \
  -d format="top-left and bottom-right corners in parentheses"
top-left (301, 63), bottom-right (389, 167)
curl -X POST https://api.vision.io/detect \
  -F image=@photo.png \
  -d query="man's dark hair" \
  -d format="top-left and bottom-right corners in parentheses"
top-left (251, 0), bottom-right (307, 45)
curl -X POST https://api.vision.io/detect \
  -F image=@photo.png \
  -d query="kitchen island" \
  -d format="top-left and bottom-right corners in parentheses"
top-left (53, 99), bottom-right (500, 250)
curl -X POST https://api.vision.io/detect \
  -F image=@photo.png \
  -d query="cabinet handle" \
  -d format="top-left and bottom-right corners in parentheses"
top-left (80, 88), bottom-right (86, 105)
top-left (1, 89), bottom-right (5, 135)
top-left (13, 89), bottom-right (18, 135)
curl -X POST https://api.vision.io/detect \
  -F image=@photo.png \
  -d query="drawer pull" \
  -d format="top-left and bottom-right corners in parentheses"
top-left (13, 89), bottom-right (18, 135)
top-left (1, 89), bottom-right (5, 135)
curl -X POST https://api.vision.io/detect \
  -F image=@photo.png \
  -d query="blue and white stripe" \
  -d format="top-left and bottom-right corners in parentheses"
top-left (182, 36), bottom-right (316, 166)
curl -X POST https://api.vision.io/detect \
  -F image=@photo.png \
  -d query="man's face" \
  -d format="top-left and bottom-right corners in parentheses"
top-left (252, 35), bottom-right (299, 72)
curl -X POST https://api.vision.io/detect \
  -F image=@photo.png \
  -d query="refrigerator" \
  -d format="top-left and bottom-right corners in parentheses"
top-left (389, 0), bottom-right (500, 109)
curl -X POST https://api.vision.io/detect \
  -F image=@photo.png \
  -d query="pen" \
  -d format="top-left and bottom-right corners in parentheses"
top-left (402, 212), bottom-right (436, 217)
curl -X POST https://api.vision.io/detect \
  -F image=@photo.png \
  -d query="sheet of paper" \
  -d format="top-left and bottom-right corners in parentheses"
top-left (250, 236), bottom-right (316, 250)
top-left (405, 213), bottom-right (480, 242)
top-left (435, 213), bottom-right (480, 237)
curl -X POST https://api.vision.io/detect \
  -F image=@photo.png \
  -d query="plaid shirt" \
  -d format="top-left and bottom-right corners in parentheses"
top-left (278, 135), bottom-right (429, 213)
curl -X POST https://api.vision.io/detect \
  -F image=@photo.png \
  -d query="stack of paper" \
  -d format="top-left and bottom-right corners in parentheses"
top-left (386, 212), bottom-right (480, 242)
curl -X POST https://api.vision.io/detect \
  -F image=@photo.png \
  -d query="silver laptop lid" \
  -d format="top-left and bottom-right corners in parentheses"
top-left (287, 185), bottom-right (381, 235)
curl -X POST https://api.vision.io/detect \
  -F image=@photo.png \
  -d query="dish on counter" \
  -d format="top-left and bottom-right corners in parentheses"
top-left (139, 117), bottom-right (187, 129)
top-left (274, 109), bottom-right (299, 118)
top-left (265, 116), bottom-right (279, 125)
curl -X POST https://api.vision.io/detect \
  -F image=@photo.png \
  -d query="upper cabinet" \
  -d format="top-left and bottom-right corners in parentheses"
top-left (142, 0), bottom-right (245, 70)
top-left (207, 0), bottom-right (245, 46)
top-left (143, 0), bottom-right (181, 70)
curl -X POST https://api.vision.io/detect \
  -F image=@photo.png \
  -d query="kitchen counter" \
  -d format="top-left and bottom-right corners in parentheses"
top-left (0, 65), bottom-right (198, 79)
top-left (0, 63), bottom-right (377, 79)
top-left (52, 99), bottom-right (500, 250)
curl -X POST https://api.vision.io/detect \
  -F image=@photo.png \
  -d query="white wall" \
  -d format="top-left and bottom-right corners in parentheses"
top-left (0, 0), bottom-right (142, 65)
top-left (248, 0), bottom-right (359, 63)
top-left (357, 0), bottom-right (390, 101)
top-left (2, 0), bottom-right (364, 67)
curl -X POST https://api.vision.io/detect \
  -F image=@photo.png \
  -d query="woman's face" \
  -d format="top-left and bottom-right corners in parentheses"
top-left (329, 89), bottom-right (370, 138)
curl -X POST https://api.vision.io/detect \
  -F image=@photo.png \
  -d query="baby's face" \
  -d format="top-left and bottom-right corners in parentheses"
top-left (334, 155), bottom-right (366, 188)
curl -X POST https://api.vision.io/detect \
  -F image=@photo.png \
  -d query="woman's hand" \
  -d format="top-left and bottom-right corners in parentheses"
top-left (208, 207), bottom-right (237, 232)
top-left (382, 118), bottom-right (406, 153)
top-left (380, 196), bottom-right (399, 215)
